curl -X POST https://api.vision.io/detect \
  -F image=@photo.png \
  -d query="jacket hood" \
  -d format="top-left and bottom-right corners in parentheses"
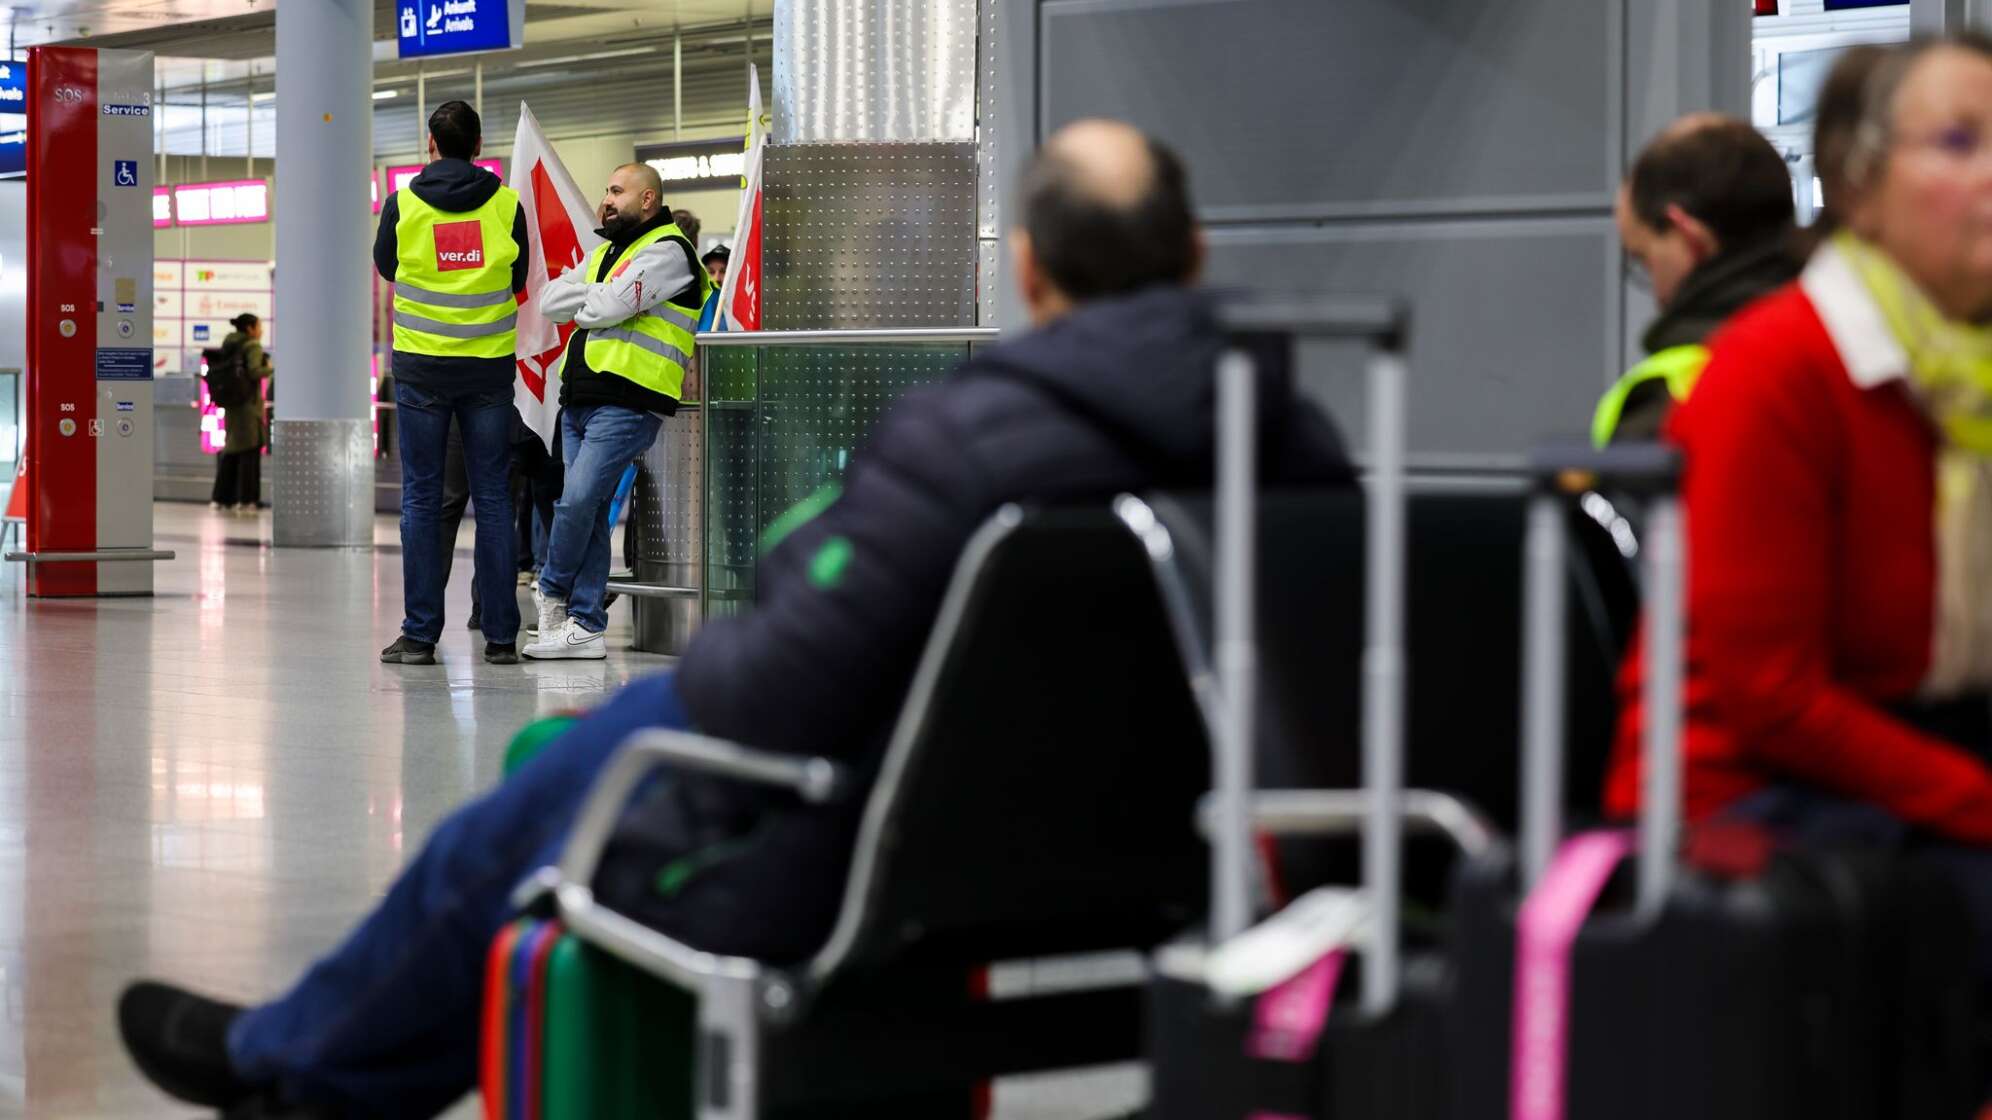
top-left (408, 157), bottom-right (502, 212)
top-left (1643, 234), bottom-right (1801, 353)
top-left (965, 286), bottom-right (1331, 474)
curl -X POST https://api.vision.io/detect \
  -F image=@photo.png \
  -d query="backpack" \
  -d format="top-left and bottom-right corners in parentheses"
top-left (202, 341), bottom-right (250, 410)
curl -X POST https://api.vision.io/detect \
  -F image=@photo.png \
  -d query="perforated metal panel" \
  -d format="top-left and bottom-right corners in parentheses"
top-left (757, 345), bottom-right (959, 515)
top-left (632, 411), bottom-right (703, 570)
top-left (271, 418), bottom-right (372, 547)
top-left (978, 239), bottom-right (1000, 326)
top-left (761, 143), bottom-right (978, 330)
top-left (703, 347), bottom-right (763, 611)
top-left (772, 0), bottom-right (978, 144)
top-left (977, 0), bottom-right (1002, 240)
top-left (700, 343), bottom-right (966, 615)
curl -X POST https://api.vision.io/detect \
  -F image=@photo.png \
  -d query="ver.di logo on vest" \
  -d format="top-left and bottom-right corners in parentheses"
top-left (433, 219), bottom-right (485, 271)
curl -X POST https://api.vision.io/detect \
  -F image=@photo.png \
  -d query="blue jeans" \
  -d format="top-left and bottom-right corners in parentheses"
top-left (228, 672), bottom-right (691, 1117)
top-left (396, 381), bottom-right (520, 645)
top-left (538, 404), bottom-right (662, 633)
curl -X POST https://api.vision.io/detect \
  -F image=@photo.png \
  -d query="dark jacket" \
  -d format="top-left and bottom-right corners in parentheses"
top-left (373, 157), bottom-right (530, 395)
top-left (601, 286), bottom-right (1354, 961)
top-left (220, 331), bottom-right (272, 454)
top-left (556, 211), bottom-right (703, 417)
top-left (1612, 234), bottom-right (1801, 443)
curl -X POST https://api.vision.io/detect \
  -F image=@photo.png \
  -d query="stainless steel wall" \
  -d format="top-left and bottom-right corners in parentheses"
top-left (997, 0), bottom-right (1749, 467)
top-left (765, 0), bottom-right (984, 331)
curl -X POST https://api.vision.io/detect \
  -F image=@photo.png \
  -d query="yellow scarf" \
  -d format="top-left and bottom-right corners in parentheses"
top-left (1838, 233), bottom-right (1992, 695)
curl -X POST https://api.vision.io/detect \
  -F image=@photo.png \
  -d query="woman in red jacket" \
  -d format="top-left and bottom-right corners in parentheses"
top-left (1606, 30), bottom-right (1992, 943)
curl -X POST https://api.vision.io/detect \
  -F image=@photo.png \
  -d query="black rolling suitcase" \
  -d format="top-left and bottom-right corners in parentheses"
top-left (1444, 444), bottom-right (1983, 1120)
top-left (1145, 296), bottom-right (1470, 1120)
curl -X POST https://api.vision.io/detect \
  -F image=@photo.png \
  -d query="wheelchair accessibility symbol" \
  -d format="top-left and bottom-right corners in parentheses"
top-left (113, 160), bottom-right (138, 187)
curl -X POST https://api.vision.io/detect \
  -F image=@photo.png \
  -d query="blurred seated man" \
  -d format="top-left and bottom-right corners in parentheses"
top-left (115, 118), bottom-right (1354, 1118)
top-left (1592, 114), bottom-right (1801, 446)
top-left (1608, 32), bottom-right (1992, 1002)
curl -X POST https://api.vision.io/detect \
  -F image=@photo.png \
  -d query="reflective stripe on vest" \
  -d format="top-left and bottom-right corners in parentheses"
top-left (393, 308), bottom-right (520, 339)
top-left (560, 221), bottom-right (711, 402)
top-left (1589, 344), bottom-right (1710, 448)
top-left (391, 182), bottom-right (521, 360)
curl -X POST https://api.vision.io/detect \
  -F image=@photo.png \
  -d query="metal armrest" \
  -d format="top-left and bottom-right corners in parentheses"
top-left (556, 728), bottom-right (849, 888)
top-left (526, 729), bottom-right (850, 994)
top-left (1196, 788), bottom-right (1498, 860)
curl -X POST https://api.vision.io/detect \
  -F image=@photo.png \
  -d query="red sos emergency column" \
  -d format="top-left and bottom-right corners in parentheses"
top-left (11, 46), bottom-right (172, 596)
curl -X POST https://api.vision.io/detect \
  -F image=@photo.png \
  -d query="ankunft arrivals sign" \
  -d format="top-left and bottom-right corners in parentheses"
top-left (395, 0), bottom-right (526, 60)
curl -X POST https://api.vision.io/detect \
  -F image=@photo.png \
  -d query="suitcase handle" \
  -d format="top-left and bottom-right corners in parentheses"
top-left (1517, 445), bottom-right (1685, 914)
top-left (1211, 294), bottom-right (1412, 1015)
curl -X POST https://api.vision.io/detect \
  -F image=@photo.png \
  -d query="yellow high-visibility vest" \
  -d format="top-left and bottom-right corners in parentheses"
top-left (391, 184), bottom-right (522, 360)
top-left (558, 222), bottom-right (710, 402)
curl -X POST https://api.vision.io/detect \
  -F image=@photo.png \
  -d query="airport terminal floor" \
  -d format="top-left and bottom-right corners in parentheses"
top-left (0, 504), bottom-right (1142, 1117)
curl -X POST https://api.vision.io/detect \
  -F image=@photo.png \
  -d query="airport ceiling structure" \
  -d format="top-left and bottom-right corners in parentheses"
top-left (0, 1), bottom-right (777, 157)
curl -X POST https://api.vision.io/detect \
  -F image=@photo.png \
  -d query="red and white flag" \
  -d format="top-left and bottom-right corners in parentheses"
top-left (716, 66), bottom-right (768, 332)
top-left (509, 102), bottom-right (602, 450)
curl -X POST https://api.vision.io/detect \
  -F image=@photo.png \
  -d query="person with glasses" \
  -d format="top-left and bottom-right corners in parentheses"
top-left (1592, 114), bottom-right (1802, 446)
top-left (1609, 32), bottom-right (1992, 1038)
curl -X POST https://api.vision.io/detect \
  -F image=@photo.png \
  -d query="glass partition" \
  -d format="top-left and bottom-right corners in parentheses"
top-left (696, 331), bottom-right (995, 618)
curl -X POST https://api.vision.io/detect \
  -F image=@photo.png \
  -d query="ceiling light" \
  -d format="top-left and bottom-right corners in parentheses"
top-left (515, 47), bottom-right (656, 69)
top-left (372, 89), bottom-right (398, 101)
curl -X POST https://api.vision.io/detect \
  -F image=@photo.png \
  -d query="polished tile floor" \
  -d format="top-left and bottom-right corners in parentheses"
top-left (0, 503), bottom-right (1139, 1118)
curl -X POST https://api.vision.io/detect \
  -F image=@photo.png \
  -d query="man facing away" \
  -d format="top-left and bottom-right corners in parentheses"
top-left (1594, 113), bottom-right (1801, 446)
top-left (115, 119), bottom-right (1351, 1118)
top-left (523, 163), bottom-right (710, 660)
top-left (375, 100), bottom-right (530, 665)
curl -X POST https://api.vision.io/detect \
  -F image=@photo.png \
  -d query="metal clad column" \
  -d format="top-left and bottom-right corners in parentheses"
top-left (272, 0), bottom-right (373, 547)
top-left (766, 0), bottom-right (979, 330)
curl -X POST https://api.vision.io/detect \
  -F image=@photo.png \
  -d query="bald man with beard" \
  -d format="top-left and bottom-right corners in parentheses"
top-left (117, 120), bottom-right (1353, 1118)
top-left (522, 160), bottom-right (711, 661)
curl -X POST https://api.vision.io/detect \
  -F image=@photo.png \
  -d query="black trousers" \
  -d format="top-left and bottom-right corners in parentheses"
top-left (211, 448), bottom-right (261, 506)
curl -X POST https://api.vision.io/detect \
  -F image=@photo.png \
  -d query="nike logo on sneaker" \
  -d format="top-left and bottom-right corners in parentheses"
top-left (566, 628), bottom-right (600, 645)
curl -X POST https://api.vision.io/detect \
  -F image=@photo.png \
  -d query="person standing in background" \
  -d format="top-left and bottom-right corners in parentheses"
top-left (697, 246), bottom-right (730, 331)
top-left (374, 100), bottom-right (529, 667)
top-left (209, 313), bottom-right (271, 514)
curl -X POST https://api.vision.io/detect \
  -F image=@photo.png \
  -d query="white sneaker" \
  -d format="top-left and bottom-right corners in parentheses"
top-left (528, 587), bottom-right (562, 636)
top-left (523, 617), bottom-right (606, 660)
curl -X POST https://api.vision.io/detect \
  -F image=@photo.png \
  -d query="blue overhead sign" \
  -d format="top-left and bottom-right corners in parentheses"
top-left (0, 128), bottom-right (22, 180)
top-left (0, 60), bottom-right (23, 113)
top-left (395, 0), bottom-right (525, 60)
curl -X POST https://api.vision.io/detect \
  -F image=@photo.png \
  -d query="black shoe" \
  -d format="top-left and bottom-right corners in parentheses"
top-left (484, 642), bottom-right (519, 665)
top-left (380, 636), bottom-right (436, 665)
top-left (467, 611), bottom-right (483, 632)
top-left (117, 981), bottom-right (255, 1108)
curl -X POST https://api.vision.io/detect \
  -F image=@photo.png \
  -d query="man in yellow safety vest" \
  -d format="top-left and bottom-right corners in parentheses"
top-left (373, 100), bottom-right (531, 665)
top-left (1595, 115), bottom-right (1801, 446)
top-left (524, 162), bottom-right (709, 660)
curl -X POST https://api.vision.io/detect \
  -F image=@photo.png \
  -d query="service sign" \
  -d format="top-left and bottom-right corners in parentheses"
top-left (395, 0), bottom-right (525, 60)
top-left (24, 46), bottom-right (157, 596)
